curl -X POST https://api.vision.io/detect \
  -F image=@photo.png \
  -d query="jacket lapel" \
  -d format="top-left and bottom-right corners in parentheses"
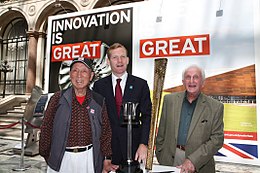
top-left (123, 75), bottom-right (134, 102)
top-left (186, 94), bottom-right (206, 141)
top-left (174, 92), bottom-right (185, 140)
top-left (106, 75), bottom-right (119, 122)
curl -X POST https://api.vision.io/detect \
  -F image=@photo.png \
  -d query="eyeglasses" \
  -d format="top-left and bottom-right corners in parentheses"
top-left (184, 75), bottom-right (201, 81)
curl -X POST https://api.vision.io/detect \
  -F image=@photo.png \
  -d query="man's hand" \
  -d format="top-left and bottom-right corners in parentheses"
top-left (102, 160), bottom-right (119, 173)
top-left (135, 144), bottom-right (148, 164)
top-left (176, 159), bottom-right (196, 173)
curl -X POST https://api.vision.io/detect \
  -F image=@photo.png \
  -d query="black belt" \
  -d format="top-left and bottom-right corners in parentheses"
top-left (65, 144), bottom-right (93, 153)
top-left (176, 145), bottom-right (186, 151)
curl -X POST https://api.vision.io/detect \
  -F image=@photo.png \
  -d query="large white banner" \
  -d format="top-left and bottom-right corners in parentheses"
top-left (45, 0), bottom-right (260, 166)
top-left (132, 0), bottom-right (260, 166)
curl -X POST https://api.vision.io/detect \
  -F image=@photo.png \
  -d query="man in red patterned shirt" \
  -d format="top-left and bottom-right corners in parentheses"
top-left (39, 57), bottom-right (112, 173)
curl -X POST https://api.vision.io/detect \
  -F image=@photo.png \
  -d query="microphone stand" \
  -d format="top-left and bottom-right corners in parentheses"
top-left (116, 102), bottom-right (143, 173)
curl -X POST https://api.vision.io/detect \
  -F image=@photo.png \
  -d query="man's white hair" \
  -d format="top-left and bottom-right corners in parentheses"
top-left (182, 64), bottom-right (205, 81)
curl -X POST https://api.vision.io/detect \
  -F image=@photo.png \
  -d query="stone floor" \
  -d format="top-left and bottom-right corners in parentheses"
top-left (1, 138), bottom-right (260, 173)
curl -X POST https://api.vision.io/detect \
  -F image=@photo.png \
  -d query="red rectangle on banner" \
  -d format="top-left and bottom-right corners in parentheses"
top-left (51, 41), bottom-right (101, 62)
top-left (139, 34), bottom-right (210, 58)
top-left (224, 131), bottom-right (257, 141)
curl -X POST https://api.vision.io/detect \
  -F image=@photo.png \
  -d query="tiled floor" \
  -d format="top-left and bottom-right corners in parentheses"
top-left (0, 139), bottom-right (46, 173)
top-left (1, 138), bottom-right (260, 173)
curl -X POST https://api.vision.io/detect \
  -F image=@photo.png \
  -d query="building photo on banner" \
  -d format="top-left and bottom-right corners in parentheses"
top-left (132, 0), bottom-right (260, 166)
top-left (44, 0), bottom-right (260, 168)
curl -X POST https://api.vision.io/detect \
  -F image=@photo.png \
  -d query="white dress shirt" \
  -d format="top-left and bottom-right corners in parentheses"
top-left (112, 72), bottom-right (128, 96)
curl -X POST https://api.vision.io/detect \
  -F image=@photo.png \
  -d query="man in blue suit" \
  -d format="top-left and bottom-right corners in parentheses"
top-left (93, 43), bottom-right (152, 172)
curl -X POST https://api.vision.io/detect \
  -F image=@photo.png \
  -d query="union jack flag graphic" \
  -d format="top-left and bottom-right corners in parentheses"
top-left (216, 142), bottom-right (258, 160)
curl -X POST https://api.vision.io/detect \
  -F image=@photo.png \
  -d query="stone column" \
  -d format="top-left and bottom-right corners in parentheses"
top-left (25, 31), bottom-right (39, 94)
top-left (35, 32), bottom-right (46, 89)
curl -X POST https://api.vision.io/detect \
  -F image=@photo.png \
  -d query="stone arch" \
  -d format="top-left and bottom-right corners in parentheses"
top-left (0, 9), bottom-right (29, 95)
top-left (34, 1), bottom-right (78, 33)
top-left (28, 1), bottom-right (78, 91)
top-left (0, 9), bottom-right (28, 37)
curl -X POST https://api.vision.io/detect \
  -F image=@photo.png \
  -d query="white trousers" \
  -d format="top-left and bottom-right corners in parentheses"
top-left (47, 148), bottom-right (94, 173)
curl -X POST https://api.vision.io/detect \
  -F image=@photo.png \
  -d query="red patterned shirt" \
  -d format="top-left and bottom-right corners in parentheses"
top-left (39, 88), bottom-right (112, 160)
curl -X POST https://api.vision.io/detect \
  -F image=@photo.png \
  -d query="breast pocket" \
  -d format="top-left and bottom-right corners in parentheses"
top-left (196, 118), bottom-right (211, 140)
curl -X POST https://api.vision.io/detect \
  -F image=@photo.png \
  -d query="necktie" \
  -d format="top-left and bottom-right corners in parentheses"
top-left (115, 78), bottom-right (122, 117)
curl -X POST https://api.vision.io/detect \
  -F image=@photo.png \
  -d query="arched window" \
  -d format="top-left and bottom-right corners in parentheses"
top-left (0, 18), bottom-right (28, 96)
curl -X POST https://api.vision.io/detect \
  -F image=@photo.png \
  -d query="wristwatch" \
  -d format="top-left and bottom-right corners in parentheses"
top-left (104, 156), bottom-right (112, 160)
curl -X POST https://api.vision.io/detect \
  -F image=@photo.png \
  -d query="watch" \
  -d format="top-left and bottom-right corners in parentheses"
top-left (104, 156), bottom-right (112, 160)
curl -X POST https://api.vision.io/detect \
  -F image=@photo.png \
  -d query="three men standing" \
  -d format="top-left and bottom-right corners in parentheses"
top-left (40, 43), bottom-right (223, 173)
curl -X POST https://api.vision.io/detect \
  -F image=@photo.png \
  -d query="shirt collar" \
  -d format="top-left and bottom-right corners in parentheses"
top-left (184, 91), bottom-right (200, 104)
top-left (112, 72), bottom-right (128, 84)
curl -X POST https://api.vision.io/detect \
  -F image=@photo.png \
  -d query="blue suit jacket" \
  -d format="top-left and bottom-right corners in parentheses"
top-left (93, 74), bottom-right (152, 164)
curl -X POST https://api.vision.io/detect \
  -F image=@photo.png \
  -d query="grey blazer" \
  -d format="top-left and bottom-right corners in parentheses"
top-left (155, 91), bottom-right (224, 173)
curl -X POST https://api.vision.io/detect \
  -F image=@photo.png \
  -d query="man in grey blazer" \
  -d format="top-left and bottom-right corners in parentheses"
top-left (155, 65), bottom-right (224, 173)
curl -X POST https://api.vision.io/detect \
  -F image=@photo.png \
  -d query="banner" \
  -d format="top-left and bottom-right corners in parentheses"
top-left (132, 0), bottom-right (259, 166)
top-left (45, 0), bottom-right (260, 166)
top-left (45, 6), bottom-right (133, 92)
